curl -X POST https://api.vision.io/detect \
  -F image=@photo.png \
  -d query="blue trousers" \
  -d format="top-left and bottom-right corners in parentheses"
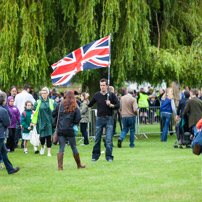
top-left (0, 138), bottom-right (15, 174)
top-left (0, 153), bottom-right (3, 163)
top-left (161, 112), bottom-right (172, 142)
top-left (80, 123), bottom-right (89, 145)
top-left (92, 116), bottom-right (113, 161)
top-left (119, 117), bottom-right (136, 147)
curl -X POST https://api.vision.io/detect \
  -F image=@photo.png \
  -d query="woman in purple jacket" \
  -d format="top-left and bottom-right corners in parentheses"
top-left (6, 96), bottom-right (21, 152)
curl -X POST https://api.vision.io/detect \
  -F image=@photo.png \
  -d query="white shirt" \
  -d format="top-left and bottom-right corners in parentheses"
top-left (14, 90), bottom-right (36, 114)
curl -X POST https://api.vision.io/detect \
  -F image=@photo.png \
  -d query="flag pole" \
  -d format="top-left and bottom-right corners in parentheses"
top-left (107, 34), bottom-right (111, 100)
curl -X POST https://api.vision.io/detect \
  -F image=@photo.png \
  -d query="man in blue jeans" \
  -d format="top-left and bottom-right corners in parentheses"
top-left (88, 78), bottom-right (119, 162)
top-left (0, 91), bottom-right (20, 174)
top-left (118, 89), bottom-right (138, 148)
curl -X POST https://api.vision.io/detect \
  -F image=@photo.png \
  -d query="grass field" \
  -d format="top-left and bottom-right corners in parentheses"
top-left (1, 132), bottom-right (202, 202)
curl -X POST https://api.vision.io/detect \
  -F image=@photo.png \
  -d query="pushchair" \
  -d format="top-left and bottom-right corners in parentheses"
top-left (173, 115), bottom-right (193, 149)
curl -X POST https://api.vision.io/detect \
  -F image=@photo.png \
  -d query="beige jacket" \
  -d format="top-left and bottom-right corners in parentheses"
top-left (120, 94), bottom-right (138, 117)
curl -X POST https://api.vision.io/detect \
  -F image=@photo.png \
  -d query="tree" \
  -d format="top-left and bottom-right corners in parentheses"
top-left (0, 0), bottom-right (202, 92)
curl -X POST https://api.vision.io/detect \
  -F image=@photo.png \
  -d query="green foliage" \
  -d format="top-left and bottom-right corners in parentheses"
top-left (0, 0), bottom-right (202, 91)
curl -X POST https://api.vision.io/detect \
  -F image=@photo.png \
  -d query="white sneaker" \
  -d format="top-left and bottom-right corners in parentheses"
top-left (47, 153), bottom-right (51, 157)
top-left (40, 147), bottom-right (45, 155)
top-left (0, 164), bottom-right (4, 169)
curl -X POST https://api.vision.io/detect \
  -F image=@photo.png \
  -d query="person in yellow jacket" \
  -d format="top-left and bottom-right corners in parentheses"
top-left (137, 88), bottom-right (149, 124)
top-left (32, 87), bottom-right (57, 156)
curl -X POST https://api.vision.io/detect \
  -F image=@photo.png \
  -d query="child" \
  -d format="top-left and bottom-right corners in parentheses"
top-left (6, 96), bottom-right (21, 152)
top-left (21, 101), bottom-right (37, 154)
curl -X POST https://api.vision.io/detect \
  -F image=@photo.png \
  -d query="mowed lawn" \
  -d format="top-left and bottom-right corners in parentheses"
top-left (0, 131), bottom-right (202, 202)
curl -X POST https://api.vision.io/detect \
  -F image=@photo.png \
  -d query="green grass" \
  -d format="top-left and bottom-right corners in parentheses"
top-left (1, 133), bottom-right (202, 202)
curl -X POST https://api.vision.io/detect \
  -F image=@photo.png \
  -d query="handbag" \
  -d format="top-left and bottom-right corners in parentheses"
top-left (30, 126), bottom-right (40, 147)
top-left (52, 102), bottom-right (61, 145)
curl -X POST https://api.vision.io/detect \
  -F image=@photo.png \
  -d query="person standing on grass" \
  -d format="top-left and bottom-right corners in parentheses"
top-left (118, 89), bottom-right (138, 148)
top-left (6, 96), bottom-right (21, 152)
top-left (79, 92), bottom-right (90, 145)
top-left (0, 91), bottom-right (20, 174)
top-left (182, 89), bottom-right (202, 137)
top-left (14, 84), bottom-right (36, 149)
top-left (175, 90), bottom-right (190, 144)
top-left (52, 91), bottom-right (86, 170)
top-left (21, 101), bottom-right (36, 154)
top-left (32, 87), bottom-right (57, 157)
top-left (88, 78), bottom-right (120, 162)
top-left (160, 88), bottom-right (177, 142)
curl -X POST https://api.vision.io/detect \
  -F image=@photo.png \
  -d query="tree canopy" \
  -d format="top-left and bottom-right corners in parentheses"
top-left (0, 0), bottom-right (202, 91)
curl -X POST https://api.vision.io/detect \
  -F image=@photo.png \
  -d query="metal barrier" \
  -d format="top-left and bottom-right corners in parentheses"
top-left (76, 107), bottom-right (176, 141)
top-left (136, 106), bottom-right (176, 138)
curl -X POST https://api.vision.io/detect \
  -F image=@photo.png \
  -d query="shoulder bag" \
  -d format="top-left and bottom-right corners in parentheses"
top-left (52, 102), bottom-right (61, 145)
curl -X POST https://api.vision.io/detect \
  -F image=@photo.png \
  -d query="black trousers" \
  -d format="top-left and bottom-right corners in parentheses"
top-left (40, 136), bottom-right (52, 148)
top-left (6, 128), bottom-right (16, 152)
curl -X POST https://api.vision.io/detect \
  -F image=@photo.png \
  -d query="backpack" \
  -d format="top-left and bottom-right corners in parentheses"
top-left (23, 110), bottom-right (34, 118)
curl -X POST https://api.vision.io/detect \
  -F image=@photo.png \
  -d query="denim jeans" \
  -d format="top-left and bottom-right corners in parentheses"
top-left (193, 125), bottom-right (198, 137)
top-left (0, 138), bottom-right (15, 174)
top-left (92, 116), bottom-right (113, 161)
top-left (161, 112), bottom-right (172, 142)
top-left (119, 117), bottom-right (136, 147)
top-left (58, 136), bottom-right (78, 154)
top-left (0, 153), bottom-right (3, 163)
top-left (80, 123), bottom-right (89, 145)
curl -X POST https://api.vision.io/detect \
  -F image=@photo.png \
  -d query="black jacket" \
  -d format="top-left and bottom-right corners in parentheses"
top-left (52, 103), bottom-right (81, 137)
top-left (177, 98), bottom-right (189, 118)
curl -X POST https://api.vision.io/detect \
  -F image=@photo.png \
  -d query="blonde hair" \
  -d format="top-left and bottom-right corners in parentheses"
top-left (41, 87), bottom-right (49, 94)
top-left (162, 88), bottom-right (173, 100)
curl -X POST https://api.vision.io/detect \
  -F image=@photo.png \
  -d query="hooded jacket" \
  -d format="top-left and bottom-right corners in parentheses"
top-left (7, 96), bottom-right (21, 128)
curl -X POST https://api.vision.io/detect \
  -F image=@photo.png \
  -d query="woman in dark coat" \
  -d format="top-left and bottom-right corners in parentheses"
top-left (52, 91), bottom-right (86, 170)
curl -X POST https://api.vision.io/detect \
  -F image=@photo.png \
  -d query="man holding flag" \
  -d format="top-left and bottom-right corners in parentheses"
top-left (51, 35), bottom-right (119, 161)
top-left (88, 78), bottom-right (119, 162)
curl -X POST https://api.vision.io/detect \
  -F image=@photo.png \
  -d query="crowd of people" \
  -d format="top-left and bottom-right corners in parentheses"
top-left (1, 81), bottom-right (202, 175)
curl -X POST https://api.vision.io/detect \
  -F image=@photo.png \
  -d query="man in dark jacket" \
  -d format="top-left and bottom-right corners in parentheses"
top-left (88, 78), bottom-right (120, 162)
top-left (176, 90), bottom-right (190, 143)
top-left (182, 89), bottom-right (202, 136)
top-left (0, 91), bottom-right (20, 174)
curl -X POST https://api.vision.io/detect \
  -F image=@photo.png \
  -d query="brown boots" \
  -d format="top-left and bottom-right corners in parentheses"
top-left (57, 152), bottom-right (86, 170)
top-left (57, 153), bottom-right (63, 170)
top-left (73, 153), bottom-right (86, 169)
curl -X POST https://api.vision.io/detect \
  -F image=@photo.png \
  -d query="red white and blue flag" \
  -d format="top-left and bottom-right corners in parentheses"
top-left (51, 35), bottom-right (110, 85)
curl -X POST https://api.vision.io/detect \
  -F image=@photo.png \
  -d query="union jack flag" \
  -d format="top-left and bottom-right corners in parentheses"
top-left (51, 35), bottom-right (110, 85)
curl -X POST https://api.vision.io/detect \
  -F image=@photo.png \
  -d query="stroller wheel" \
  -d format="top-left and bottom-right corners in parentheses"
top-left (173, 145), bottom-right (178, 148)
top-left (179, 145), bottom-right (183, 149)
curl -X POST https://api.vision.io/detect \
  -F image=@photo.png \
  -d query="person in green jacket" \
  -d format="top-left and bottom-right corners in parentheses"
top-left (33, 87), bottom-right (57, 157)
top-left (21, 101), bottom-right (35, 154)
top-left (79, 92), bottom-right (90, 145)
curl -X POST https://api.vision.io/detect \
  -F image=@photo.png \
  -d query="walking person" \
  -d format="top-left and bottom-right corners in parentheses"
top-left (118, 89), bottom-right (138, 148)
top-left (88, 78), bottom-right (120, 162)
top-left (80, 92), bottom-right (90, 145)
top-left (0, 91), bottom-right (20, 174)
top-left (160, 88), bottom-right (177, 142)
top-left (14, 84), bottom-right (36, 148)
top-left (32, 87), bottom-right (57, 156)
top-left (21, 101), bottom-right (36, 154)
top-left (6, 96), bottom-right (21, 152)
top-left (52, 91), bottom-right (86, 170)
